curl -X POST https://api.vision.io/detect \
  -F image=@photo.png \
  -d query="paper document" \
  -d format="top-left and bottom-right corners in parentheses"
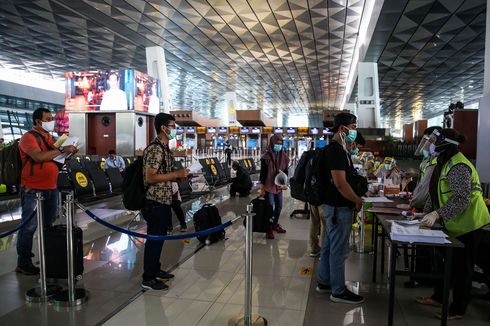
top-left (390, 222), bottom-right (449, 244)
top-left (362, 196), bottom-right (393, 203)
top-left (53, 136), bottom-right (81, 164)
top-left (188, 161), bottom-right (203, 174)
top-left (392, 220), bottom-right (421, 226)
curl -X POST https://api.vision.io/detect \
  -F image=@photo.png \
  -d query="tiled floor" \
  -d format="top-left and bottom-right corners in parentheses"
top-left (0, 187), bottom-right (489, 325)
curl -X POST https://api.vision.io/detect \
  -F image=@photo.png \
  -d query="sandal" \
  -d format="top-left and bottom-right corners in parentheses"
top-left (415, 296), bottom-right (442, 308)
top-left (435, 312), bottom-right (463, 320)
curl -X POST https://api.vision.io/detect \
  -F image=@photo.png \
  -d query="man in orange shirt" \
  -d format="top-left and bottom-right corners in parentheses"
top-left (16, 108), bottom-right (78, 275)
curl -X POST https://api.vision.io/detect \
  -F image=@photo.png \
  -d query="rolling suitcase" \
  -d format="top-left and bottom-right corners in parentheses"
top-left (193, 204), bottom-right (225, 244)
top-left (44, 225), bottom-right (84, 279)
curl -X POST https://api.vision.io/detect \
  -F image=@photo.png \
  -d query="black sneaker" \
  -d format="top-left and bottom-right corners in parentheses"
top-left (330, 289), bottom-right (365, 304)
top-left (315, 283), bottom-right (332, 294)
top-left (15, 264), bottom-right (40, 275)
top-left (142, 279), bottom-right (169, 291)
top-left (156, 270), bottom-right (175, 281)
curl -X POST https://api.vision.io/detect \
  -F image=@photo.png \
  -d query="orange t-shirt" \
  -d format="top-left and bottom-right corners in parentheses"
top-left (19, 130), bottom-right (59, 190)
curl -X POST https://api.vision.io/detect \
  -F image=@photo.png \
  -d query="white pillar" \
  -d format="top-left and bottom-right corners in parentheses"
top-left (357, 62), bottom-right (381, 128)
top-left (476, 0), bottom-right (490, 182)
top-left (145, 46), bottom-right (172, 113)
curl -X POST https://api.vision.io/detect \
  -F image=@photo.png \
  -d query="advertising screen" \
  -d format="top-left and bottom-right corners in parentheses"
top-left (274, 127), bottom-right (284, 134)
top-left (65, 70), bottom-right (160, 113)
top-left (297, 127), bottom-right (308, 135)
top-left (262, 127), bottom-right (273, 134)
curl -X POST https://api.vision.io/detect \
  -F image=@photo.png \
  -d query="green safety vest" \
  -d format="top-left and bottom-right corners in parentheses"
top-left (438, 152), bottom-right (490, 238)
top-left (419, 157), bottom-right (437, 180)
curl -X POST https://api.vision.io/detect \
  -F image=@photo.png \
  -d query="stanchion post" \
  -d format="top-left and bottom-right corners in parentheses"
top-left (26, 192), bottom-right (61, 302)
top-left (229, 204), bottom-right (267, 326)
top-left (53, 191), bottom-right (88, 306)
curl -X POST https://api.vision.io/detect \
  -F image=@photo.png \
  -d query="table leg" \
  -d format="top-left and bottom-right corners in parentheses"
top-left (372, 215), bottom-right (379, 283)
top-left (441, 247), bottom-right (453, 326)
top-left (388, 242), bottom-right (397, 326)
top-left (381, 230), bottom-right (386, 274)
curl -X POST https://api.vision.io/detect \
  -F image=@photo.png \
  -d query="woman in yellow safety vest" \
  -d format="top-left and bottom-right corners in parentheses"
top-left (416, 129), bottom-right (490, 320)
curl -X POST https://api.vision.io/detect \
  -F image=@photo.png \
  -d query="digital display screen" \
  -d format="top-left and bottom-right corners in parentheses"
top-left (286, 128), bottom-right (296, 134)
top-left (247, 139), bottom-right (258, 148)
top-left (274, 128), bottom-right (283, 134)
top-left (207, 127), bottom-right (216, 133)
top-left (309, 128), bottom-right (319, 135)
top-left (316, 139), bottom-right (328, 148)
top-left (323, 128), bottom-right (330, 134)
top-left (186, 127), bottom-right (195, 134)
top-left (240, 127), bottom-right (250, 134)
top-left (251, 127), bottom-right (260, 134)
top-left (218, 127), bottom-right (228, 134)
top-left (176, 127), bottom-right (185, 135)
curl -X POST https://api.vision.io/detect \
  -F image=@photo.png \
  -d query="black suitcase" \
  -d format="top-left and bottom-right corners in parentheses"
top-left (193, 204), bottom-right (225, 244)
top-left (44, 225), bottom-right (84, 279)
top-left (243, 197), bottom-right (273, 233)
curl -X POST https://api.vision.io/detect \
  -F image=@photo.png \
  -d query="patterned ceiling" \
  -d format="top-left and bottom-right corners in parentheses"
top-left (0, 0), bottom-right (367, 122)
top-left (358, 0), bottom-right (486, 127)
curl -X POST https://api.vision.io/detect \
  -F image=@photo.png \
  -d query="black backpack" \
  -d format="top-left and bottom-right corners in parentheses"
top-left (193, 204), bottom-right (225, 244)
top-left (122, 141), bottom-right (164, 210)
top-left (289, 150), bottom-right (315, 202)
top-left (0, 131), bottom-right (51, 186)
top-left (305, 147), bottom-right (328, 206)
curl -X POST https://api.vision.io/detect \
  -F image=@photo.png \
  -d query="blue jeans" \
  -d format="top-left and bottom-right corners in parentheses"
top-left (317, 205), bottom-right (354, 295)
top-left (266, 192), bottom-right (283, 226)
top-left (141, 200), bottom-right (171, 281)
top-left (16, 189), bottom-right (58, 267)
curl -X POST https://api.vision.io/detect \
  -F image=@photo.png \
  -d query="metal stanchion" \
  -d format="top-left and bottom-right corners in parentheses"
top-left (26, 192), bottom-right (61, 302)
top-left (53, 192), bottom-right (88, 306)
top-left (229, 204), bottom-right (267, 326)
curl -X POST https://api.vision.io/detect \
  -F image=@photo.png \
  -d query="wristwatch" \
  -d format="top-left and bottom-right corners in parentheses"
top-left (59, 147), bottom-right (65, 154)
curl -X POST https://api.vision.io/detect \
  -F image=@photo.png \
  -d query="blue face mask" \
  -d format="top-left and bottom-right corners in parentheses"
top-left (273, 144), bottom-right (282, 152)
top-left (351, 148), bottom-right (359, 156)
top-left (344, 128), bottom-right (357, 142)
top-left (422, 149), bottom-right (430, 159)
top-left (375, 161), bottom-right (381, 168)
top-left (385, 163), bottom-right (392, 171)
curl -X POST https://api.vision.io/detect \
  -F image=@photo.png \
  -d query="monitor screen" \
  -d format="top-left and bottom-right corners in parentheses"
top-left (186, 127), bottom-right (195, 134)
top-left (218, 127), bottom-right (228, 134)
top-left (274, 128), bottom-right (283, 134)
top-left (309, 128), bottom-right (320, 135)
top-left (286, 127), bottom-right (296, 134)
top-left (251, 127), bottom-right (261, 134)
top-left (240, 127), bottom-right (250, 134)
top-left (207, 127), bottom-right (216, 133)
top-left (323, 128), bottom-right (330, 134)
top-left (247, 139), bottom-right (258, 148)
top-left (176, 127), bottom-right (185, 135)
top-left (134, 70), bottom-right (160, 113)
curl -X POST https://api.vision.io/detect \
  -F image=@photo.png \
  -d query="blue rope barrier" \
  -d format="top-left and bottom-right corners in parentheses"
top-left (80, 205), bottom-right (237, 241)
top-left (0, 210), bottom-right (37, 238)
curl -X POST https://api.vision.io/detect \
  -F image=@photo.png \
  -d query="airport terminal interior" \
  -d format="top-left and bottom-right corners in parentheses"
top-left (1, 0), bottom-right (490, 325)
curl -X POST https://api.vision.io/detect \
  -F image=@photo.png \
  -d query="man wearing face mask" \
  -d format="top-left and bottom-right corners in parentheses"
top-left (410, 126), bottom-right (442, 210)
top-left (315, 113), bottom-right (364, 304)
top-left (16, 108), bottom-right (78, 275)
top-left (141, 113), bottom-right (189, 290)
top-left (230, 161), bottom-right (252, 197)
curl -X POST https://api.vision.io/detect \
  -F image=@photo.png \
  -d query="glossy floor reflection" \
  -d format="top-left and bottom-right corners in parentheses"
top-left (0, 187), bottom-right (489, 325)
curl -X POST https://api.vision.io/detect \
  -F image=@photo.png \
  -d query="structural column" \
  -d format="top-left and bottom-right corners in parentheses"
top-left (475, 0), bottom-right (490, 183)
top-left (145, 46), bottom-right (172, 113)
top-left (225, 91), bottom-right (238, 126)
top-left (357, 62), bottom-right (381, 128)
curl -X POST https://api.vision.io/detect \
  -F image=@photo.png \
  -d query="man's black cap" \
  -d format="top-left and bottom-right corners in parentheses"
top-left (331, 112), bottom-right (357, 133)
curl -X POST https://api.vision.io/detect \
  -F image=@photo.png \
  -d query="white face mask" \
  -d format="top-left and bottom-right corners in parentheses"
top-left (41, 120), bottom-right (55, 132)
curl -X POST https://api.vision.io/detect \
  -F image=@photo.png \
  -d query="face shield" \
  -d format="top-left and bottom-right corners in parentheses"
top-left (427, 130), bottom-right (459, 156)
top-left (414, 135), bottom-right (431, 156)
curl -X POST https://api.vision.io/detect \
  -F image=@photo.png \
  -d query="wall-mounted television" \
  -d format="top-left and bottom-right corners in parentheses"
top-left (65, 69), bottom-right (160, 113)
